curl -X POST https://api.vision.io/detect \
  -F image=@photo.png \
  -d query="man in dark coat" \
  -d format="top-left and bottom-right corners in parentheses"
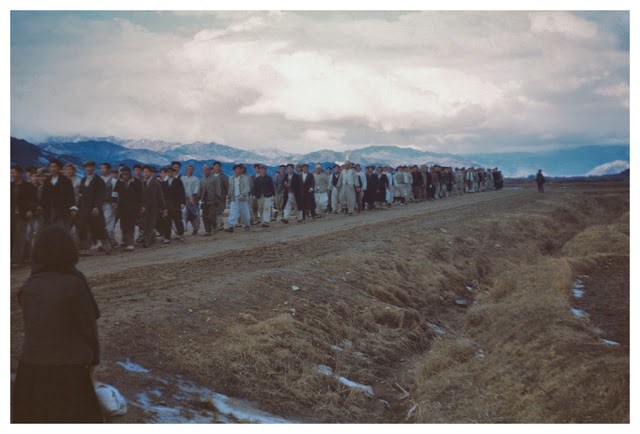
top-left (375, 166), bottom-right (389, 207)
top-left (365, 166), bottom-right (378, 210)
top-left (535, 170), bottom-right (545, 193)
top-left (141, 165), bottom-right (166, 247)
top-left (254, 165), bottom-right (276, 227)
top-left (41, 159), bottom-right (77, 230)
top-left (112, 166), bottom-right (143, 251)
top-left (161, 166), bottom-right (186, 243)
top-left (77, 161), bottom-right (111, 253)
top-left (282, 163), bottom-right (304, 223)
top-left (11, 165), bottom-right (36, 268)
top-left (300, 163), bottom-right (316, 220)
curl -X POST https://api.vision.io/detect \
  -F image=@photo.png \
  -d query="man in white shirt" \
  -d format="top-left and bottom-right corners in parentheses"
top-left (181, 164), bottom-right (200, 235)
top-left (354, 164), bottom-right (367, 213)
top-left (338, 161), bottom-right (359, 215)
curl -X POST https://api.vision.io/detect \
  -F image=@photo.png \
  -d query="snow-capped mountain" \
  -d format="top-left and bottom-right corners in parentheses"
top-left (586, 160), bottom-right (630, 176)
top-left (12, 136), bottom-right (630, 178)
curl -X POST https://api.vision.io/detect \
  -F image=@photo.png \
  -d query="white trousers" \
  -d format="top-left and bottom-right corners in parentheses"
top-left (228, 200), bottom-right (251, 227)
top-left (103, 203), bottom-right (116, 240)
top-left (331, 187), bottom-right (341, 212)
top-left (315, 192), bottom-right (328, 214)
top-left (283, 192), bottom-right (302, 220)
top-left (258, 196), bottom-right (273, 225)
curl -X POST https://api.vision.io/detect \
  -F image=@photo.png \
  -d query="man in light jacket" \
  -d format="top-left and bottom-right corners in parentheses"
top-left (181, 164), bottom-right (200, 235)
top-left (338, 161), bottom-right (359, 215)
top-left (225, 164), bottom-right (251, 232)
top-left (314, 164), bottom-right (329, 217)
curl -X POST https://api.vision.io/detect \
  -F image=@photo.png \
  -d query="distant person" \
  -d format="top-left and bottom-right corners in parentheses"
top-left (43, 159), bottom-right (77, 230)
top-left (161, 166), bottom-right (186, 243)
top-left (13, 225), bottom-right (102, 423)
top-left (281, 163), bottom-right (303, 223)
top-left (76, 161), bottom-right (112, 253)
top-left (313, 164), bottom-right (329, 217)
top-left (182, 164), bottom-right (200, 235)
top-left (254, 165), bottom-right (275, 227)
top-left (11, 165), bottom-right (36, 268)
top-left (536, 169), bottom-right (546, 193)
top-left (300, 163), bottom-right (316, 221)
top-left (141, 165), bottom-right (166, 247)
top-left (273, 166), bottom-right (286, 221)
top-left (225, 164), bottom-right (252, 232)
top-left (330, 165), bottom-right (341, 214)
top-left (112, 166), bottom-right (143, 251)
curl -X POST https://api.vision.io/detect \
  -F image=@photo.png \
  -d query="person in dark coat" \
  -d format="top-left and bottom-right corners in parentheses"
top-left (281, 163), bottom-right (304, 223)
top-left (141, 165), bottom-right (166, 247)
top-left (112, 166), bottom-right (143, 251)
top-left (365, 166), bottom-right (379, 210)
top-left (41, 159), bottom-right (77, 230)
top-left (161, 166), bottom-right (186, 243)
top-left (11, 165), bottom-right (36, 268)
top-left (12, 225), bottom-right (103, 423)
top-left (375, 166), bottom-right (389, 206)
top-left (76, 161), bottom-right (111, 253)
top-left (536, 169), bottom-right (545, 193)
top-left (300, 163), bottom-right (316, 220)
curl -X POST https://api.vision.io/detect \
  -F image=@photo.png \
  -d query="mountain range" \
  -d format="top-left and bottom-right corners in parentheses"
top-left (10, 136), bottom-right (630, 178)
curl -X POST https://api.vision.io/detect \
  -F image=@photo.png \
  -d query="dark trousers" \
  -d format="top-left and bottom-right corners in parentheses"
top-left (302, 192), bottom-right (316, 219)
top-left (119, 213), bottom-right (137, 246)
top-left (537, 183), bottom-right (544, 193)
top-left (202, 201), bottom-right (223, 234)
top-left (78, 211), bottom-right (107, 244)
top-left (141, 209), bottom-right (158, 245)
top-left (11, 215), bottom-right (29, 265)
top-left (164, 208), bottom-right (184, 239)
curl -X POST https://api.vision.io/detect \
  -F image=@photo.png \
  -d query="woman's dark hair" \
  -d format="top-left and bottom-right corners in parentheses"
top-left (32, 225), bottom-right (78, 268)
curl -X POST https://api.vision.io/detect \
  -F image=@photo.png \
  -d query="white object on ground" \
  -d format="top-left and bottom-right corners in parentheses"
top-left (601, 339), bottom-right (621, 346)
top-left (116, 359), bottom-right (150, 373)
top-left (571, 307), bottom-right (588, 318)
top-left (316, 365), bottom-right (373, 396)
top-left (95, 382), bottom-right (128, 416)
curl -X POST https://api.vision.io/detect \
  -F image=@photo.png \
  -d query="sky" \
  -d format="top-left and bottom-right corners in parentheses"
top-left (10, 10), bottom-right (630, 154)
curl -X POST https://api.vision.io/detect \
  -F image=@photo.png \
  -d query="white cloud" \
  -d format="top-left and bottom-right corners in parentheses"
top-left (10, 11), bottom-right (629, 154)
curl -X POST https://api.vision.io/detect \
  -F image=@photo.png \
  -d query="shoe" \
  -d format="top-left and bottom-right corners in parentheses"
top-left (163, 239), bottom-right (171, 244)
top-left (225, 227), bottom-right (234, 233)
top-left (125, 245), bottom-right (134, 251)
top-left (178, 236), bottom-right (185, 242)
top-left (261, 223), bottom-right (269, 228)
top-left (203, 232), bottom-right (212, 237)
top-left (192, 230), bottom-right (198, 235)
top-left (90, 240), bottom-right (103, 250)
top-left (281, 219), bottom-right (288, 224)
top-left (102, 241), bottom-right (112, 254)
top-left (348, 213), bottom-right (353, 216)
top-left (244, 225), bottom-right (251, 231)
top-left (142, 243), bottom-right (149, 248)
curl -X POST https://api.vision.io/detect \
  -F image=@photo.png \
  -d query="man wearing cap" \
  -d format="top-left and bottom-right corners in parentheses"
top-left (254, 165), bottom-right (275, 227)
top-left (40, 159), bottom-right (77, 230)
top-left (76, 161), bottom-right (111, 253)
top-left (141, 164), bottom-right (166, 247)
top-left (354, 164), bottom-right (366, 212)
top-left (161, 166), bottom-right (186, 243)
top-left (330, 164), bottom-right (341, 214)
top-left (313, 164), bottom-right (329, 217)
top-left (99, 163), bottom-right (118, 245)
top-left (249, 164), bottom-right (261, 225)
top-left (420, 165), bottom-right (430, 201)
top-left (212, 161), bottom-right (229, 231)
top-left (11, 165), bottom-right (36, 268)
top-left (536, 169), bottom-right (545, 193)
top-left (182, 164), bottom-right (200, 235)
top-left (338, 161), bottom-right (359, 215)
top-left (364, 166), bottom-right (378, 210)
top-left (225, 164), bottom-right (251, 232)
top-left (281, 163), bottom-right (303, 223)
top-left (112, 166), bottom-right (143, 251)
top-left (375, 166), bottom-right (389, 208)
top-left (63, 163), bottom-right (82, 203)
top-left (299, 164), bottom-right (316, 221)
top-left (273, 165), bottom-right (286, 221)
top-left (133, 164), bottom-right (143, 180)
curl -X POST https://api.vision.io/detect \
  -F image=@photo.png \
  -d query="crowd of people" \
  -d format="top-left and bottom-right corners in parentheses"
top-left (10, 158), bottom-right (504, 267)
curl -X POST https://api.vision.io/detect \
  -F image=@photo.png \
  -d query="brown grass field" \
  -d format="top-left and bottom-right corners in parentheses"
top-left (10, 182), bottom-right (629, 423)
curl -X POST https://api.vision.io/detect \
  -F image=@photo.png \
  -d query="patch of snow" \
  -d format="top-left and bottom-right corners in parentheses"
top-left (316, 365), bottom-right (373, 396)
top-left (133, 392), bottom-right (214, 424)
top-left (427, 323), bottom-right (446, 336)
top-left (466, 286), bottom-right (473, 292)
top-left (573, 283), bottom-right (585, 289)
top-left (116, 359), bottom-right (150, 373)
top-left (601, 339), bottom-right (621, 346)
top-left (291, 285), bottom-right (300, 291)
top-left (330, 345), bottom-right (343, 351)
top-left (353, 351), bottom-right (369, 361)
top-left (179, 382), bottom-right (292, 424)
top-left (571, 307), bottom-right (588, 318)
top-left (572, 289), bottom-right (585, 298)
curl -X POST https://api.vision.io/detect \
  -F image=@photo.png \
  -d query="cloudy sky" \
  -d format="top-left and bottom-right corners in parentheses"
top-left (10, 10), bottom-right (629, 154)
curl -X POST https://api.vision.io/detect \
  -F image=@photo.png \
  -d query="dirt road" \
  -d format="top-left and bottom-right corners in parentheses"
top-left (10, 184), bottom-right (629, 423)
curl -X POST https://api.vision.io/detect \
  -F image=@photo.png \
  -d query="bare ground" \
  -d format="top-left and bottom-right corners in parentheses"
top-left (10, 184), bottom-right (629, 423)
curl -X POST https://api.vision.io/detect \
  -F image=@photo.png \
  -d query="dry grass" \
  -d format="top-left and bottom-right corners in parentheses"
top-left (409, 193), bottom-right (629, 423)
